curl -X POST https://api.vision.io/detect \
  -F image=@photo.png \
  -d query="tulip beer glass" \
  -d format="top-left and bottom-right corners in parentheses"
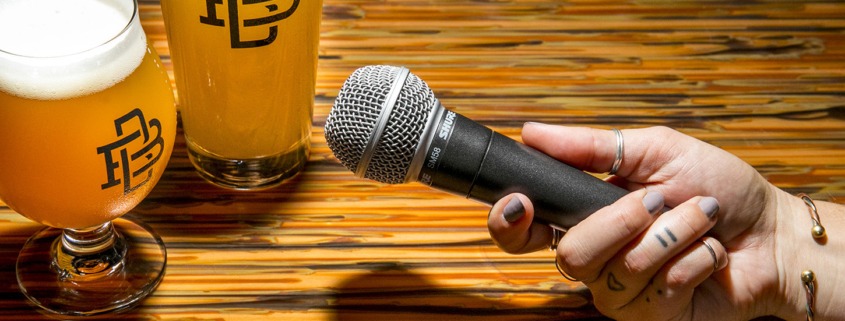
top-left (0, 0), bottom-right (176, 315)
top-left (161, 0), bottom-right (322, 189)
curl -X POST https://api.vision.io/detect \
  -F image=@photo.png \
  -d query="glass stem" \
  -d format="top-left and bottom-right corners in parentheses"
top-left (53, 222), bottom-right (127, 281)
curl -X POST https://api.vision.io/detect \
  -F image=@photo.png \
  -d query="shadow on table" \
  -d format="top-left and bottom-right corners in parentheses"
top-left (328, 262), bottom-right (609, 321)
top-left (327, 262), bottom-right (790, 321)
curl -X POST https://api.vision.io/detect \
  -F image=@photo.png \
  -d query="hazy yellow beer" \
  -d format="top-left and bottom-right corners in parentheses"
top-left (161, 0), bottom-right (322, 189)
top-left (0, 0), bottom-right (175, 315)
top-left (0, 1), bottom-right (176, 230)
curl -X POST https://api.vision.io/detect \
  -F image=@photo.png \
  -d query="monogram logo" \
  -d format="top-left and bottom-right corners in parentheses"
top-left (97, 108), bottom-right (164, 195)
top-left (199, 0), bottom-right (299, 48)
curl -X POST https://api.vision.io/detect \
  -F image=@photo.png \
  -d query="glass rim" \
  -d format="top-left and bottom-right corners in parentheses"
top-left (0, 0), bottom-right (140, 59)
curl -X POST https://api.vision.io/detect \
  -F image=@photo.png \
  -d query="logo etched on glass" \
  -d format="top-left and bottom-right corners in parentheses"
top-left (200, 0), bottom-right (299, 48)
top-left (97, 108), bottom-right (165, 195)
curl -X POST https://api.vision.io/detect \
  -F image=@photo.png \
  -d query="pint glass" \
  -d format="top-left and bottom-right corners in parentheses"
top-left (161, 0), bottom-right (322, 189)
top-left (0, 0), bottom-right (176, 315)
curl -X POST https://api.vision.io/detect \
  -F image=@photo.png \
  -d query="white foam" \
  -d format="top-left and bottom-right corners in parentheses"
top-left (0, 0), bottom-right (146, 100)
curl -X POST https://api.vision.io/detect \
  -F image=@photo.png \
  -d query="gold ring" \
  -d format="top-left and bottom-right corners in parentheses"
top-left (610, 128), bottom-right (624, 175)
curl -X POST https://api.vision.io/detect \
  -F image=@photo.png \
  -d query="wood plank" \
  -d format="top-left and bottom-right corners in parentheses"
top-left (0, 1), bottom-right (841, 320)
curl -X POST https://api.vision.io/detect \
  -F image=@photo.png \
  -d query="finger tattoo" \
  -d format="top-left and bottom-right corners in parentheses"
top-left (655, 227), bottom-right (677, 248)
top-left (664, 227), bottom-right (677, 242)
top-left (607, 272), bottom-right (626, 291)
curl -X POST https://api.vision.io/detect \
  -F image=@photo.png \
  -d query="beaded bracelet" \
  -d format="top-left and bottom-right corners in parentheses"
top-left (797, 193), bottom-right (826, 321)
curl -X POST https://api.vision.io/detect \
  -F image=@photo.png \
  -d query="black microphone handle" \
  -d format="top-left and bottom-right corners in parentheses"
top-left (418, 111), bottom-right (628, 229)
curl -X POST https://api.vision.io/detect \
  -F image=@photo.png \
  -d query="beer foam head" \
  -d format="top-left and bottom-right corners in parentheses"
top-left (0, 0), bottom-right (146, 100)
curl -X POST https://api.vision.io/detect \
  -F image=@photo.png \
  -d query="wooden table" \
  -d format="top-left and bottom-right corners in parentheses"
top-left (2, 1), bottom-right (844, 320)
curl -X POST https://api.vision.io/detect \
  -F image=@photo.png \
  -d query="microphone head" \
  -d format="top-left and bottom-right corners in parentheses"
top-left (325, 65), bottom-right (437, 184)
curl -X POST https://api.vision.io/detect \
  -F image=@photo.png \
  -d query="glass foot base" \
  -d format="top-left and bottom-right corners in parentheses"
top-left (187, 143), bottom-right (308, 190)
top-left (16, 217), bottom-right (166, 316)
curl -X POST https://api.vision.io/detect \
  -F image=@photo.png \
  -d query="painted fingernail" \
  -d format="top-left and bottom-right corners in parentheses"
top-left (698, 197), bottom-right (720, 219)
top-left (642, 191), bottom-right (664, 215)
top-left (503, 197), bottom-right (525, 223)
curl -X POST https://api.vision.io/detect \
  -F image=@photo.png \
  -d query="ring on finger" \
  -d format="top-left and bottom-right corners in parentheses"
top-left (610, 128), bottom-right (624, 175)
top-left (550, 229), bottom-right (579, 281)
top-left (549, 228), bottom-right (563, 251)
top-left (701, 238), bottom-right (718, 272)
top-left (555, 257), bottom-right (580, 282)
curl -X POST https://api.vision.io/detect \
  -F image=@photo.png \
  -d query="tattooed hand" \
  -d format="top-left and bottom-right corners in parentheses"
top-left (487, 124), bottom-right (805, 320)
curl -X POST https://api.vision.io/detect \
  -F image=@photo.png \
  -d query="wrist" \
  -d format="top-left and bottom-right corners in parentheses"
top-left (771, 188), bottom-right (809, 320)
top-left (772, 190), bottom-right (843, 320)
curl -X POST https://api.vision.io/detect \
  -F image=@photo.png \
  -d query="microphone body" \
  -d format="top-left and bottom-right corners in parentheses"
top-left (325, 65), bottom-right (627, 230)
top-left (413, 103), bottom-right (627, 229)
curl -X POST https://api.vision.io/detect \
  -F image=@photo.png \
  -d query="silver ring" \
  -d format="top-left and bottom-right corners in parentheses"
top-left (556, 257), bottom-right (579, 282)
top-left (701, 238), bottom-right (718, 272)
top-left (610, 128), bottom-right (624, 175)
top-left (550, 229), bottom-right (578, 281)
top-left (549, 228), bottom-right (563, 251)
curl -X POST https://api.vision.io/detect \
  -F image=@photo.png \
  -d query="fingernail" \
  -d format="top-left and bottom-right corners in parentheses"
top-left (503, 197), bottom-right (525, 223)
top-left (524, 122), bottom-right (548, 129)
top-left (698, 197), bottom-right (720, 219)
top-left (642, 191), bottom-right (664, 215)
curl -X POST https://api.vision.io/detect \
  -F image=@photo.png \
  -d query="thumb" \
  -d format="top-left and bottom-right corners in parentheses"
top-left (487, 193), bottom-right (555, 254)
top-left (522, 124), bottom-right (686, 181)
top-left (521, 123), bottom-right (627, 175)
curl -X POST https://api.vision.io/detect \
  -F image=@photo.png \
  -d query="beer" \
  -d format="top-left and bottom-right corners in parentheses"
top-left (0, 0), bottom-right (177, 229)
top-left (1, 0), bottom-right (174, 315)
top-left (161, 0), bottom-right (321, 189)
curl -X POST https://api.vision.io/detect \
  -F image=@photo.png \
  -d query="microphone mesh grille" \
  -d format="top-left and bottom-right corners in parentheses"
top-left (325, 65), bottom-right (436, 184)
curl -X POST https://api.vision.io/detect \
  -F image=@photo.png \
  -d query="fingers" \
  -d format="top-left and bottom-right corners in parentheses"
top-left (490, 189), bottom-right (729, 320)
top-left (614, 236), bottom-right (729, 320)
top-left (585, 196), bottom-right (721, 312)
top-left (521, 123), bottom-right (683, 179)
top-left (522, 123), bottom-right (627, 174)
top-left (653, 237), bottom-right (728, 302)
top-left (487, 194), bottom-right (555, 254)
top-left (555, 189), bottom-right (663, 282)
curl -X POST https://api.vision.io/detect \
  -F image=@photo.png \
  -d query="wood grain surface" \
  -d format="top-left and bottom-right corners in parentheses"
top-left (2, 1), bottom-right (844, 320)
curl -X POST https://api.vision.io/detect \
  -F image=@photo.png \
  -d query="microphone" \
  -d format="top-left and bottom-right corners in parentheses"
top-left (324, 65), bottom-right (628, 230)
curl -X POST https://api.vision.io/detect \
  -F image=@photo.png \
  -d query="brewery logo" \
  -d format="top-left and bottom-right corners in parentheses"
top-left (97, 108), bottom-right (165, 195)
top-left (200, 0), bottom-right (299, 48)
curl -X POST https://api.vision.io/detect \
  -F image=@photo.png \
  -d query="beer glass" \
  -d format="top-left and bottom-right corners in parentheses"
top-left (161, 0), bottom-right (322, 190)
top-left (0, 0), bottom-right (176, 315)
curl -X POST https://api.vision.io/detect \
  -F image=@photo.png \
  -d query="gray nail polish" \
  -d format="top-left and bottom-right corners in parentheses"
top-left (642, 191), bottom-right (664, 215)
top-left (503, 197), bottom-right (525, 223)
top-left (698, 197), bottom-right (720, 219)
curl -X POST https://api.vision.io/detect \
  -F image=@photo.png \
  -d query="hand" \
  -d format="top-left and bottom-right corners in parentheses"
top-left (488, 124), bottom-right (783, 320)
